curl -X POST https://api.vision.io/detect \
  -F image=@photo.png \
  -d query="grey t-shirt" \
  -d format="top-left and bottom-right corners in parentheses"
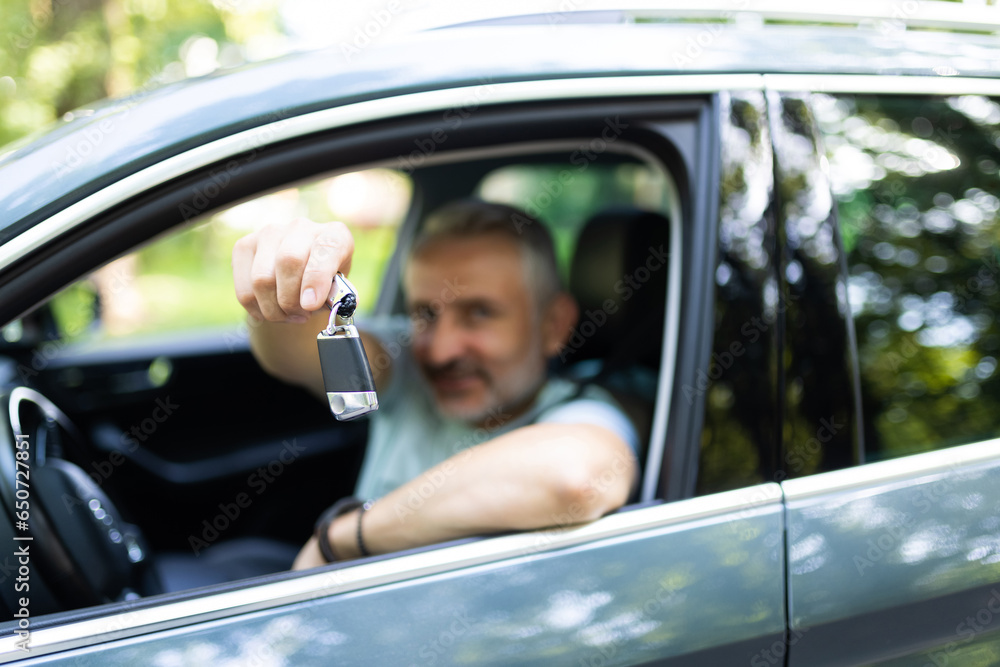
top-left (353, 316), bottom-right (639, 500)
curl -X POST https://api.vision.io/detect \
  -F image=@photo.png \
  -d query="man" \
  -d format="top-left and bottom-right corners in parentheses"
top-left (231, 200), bottom-right (638, 569)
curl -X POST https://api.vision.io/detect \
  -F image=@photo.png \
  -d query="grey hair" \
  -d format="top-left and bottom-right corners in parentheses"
top-left (409, 199), bottom-right (562, 310)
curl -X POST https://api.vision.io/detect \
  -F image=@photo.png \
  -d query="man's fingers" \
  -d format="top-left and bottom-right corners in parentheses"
top-left (273, 221), bottom-right (321, 317)
top-left (301, 221), bottom-right (354, 311)
top-left (232, 233), bottom-right (264, 321)
top-left (232, 219), bottom-right (355, 322)
top-left (249, 225), bottom-right (286, 321)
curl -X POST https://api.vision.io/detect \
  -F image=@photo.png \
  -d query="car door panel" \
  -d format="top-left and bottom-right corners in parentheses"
top-left (784, 438), bottom-right (1000, 666)
top-left (10, 484), bottom-right (786, 665)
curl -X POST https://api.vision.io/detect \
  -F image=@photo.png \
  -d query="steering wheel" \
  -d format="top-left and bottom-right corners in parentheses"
top-left (0, 386), bottom-right (153, 615)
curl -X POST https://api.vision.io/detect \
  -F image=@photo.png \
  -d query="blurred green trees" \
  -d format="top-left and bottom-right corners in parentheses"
top-left (0, 0), bottom-right (292, 341)
top-left (0, 0), bottom-right (284, 149)
top-left (821, 93), bottom-right (1000, 461)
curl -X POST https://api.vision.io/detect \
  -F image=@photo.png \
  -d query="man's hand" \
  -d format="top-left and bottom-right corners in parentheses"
top-left (292, 510), bottom-right (363, 570)
top-left (292, 536), bottom-right (326, 570)
top-left (232, 218), bottom-right (355, 323)
top-left (232, 219), bottom-right (378, 399)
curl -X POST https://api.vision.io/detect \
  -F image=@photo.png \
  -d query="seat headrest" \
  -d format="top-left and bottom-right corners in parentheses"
top-left (564, 207), bottom-right (670, 368)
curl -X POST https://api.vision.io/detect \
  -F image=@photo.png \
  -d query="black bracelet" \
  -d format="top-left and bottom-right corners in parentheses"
top-left (314, 497), bottom-right (362, 563)
top-left (357, 499), bottom-right (374, 557)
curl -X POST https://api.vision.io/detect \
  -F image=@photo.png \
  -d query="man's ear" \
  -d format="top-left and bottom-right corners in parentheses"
top-left (542, 292), bottom-right (579, 357)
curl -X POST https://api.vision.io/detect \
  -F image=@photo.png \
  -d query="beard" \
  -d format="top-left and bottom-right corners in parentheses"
top-left (421, 357), bottom-right (545, 427)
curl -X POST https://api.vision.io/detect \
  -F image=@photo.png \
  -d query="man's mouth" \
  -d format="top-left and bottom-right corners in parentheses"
top-left (432, 374), bottom-right (482, 393)
top-left (424, 364), bottom-right (488, 394)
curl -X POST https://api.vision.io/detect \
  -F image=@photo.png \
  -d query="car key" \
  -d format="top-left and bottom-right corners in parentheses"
top-left (317, 273), bottom-right (379, 420)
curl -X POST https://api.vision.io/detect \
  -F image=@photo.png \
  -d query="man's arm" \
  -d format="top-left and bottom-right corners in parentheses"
top-left (292, 422), bottom-right (636, 568)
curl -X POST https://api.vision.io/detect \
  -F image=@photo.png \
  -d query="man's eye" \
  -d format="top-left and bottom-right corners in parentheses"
top-left (469, 305), bottom-right (493, 320)
top-left (412, 306), bottom-right (437, 323)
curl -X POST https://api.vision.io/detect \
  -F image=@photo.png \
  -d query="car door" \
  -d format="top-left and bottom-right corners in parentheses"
top-left (0, 76), bottom-right (790, 664)
top-left (771, 83), bottom-right (1000, 665)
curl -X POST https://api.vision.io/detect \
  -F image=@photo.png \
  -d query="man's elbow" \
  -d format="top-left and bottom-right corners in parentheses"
top-left (554, 449), bottom-right (635, 523)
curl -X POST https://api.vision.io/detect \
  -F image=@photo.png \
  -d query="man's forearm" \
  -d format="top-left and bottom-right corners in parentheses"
top-left (297, 423), bottom-right (636, 567)
top-left (248, 311), bottom-right (328, 399)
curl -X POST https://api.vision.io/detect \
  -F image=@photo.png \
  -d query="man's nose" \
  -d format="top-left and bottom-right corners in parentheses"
top-left (426, 314), bottom-right (466, 365)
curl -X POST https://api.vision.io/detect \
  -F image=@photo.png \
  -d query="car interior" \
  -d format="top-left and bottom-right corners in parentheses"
top-left (0, 131), bottom-right (681, 625)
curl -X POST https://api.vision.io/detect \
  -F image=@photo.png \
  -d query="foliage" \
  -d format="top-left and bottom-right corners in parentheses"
top-left (822, 93), bottom-right (1000, 460)
top-left (0, 0), bottom-right (283, 148)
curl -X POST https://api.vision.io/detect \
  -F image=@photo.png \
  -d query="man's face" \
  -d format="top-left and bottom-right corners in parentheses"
top-left (404, 234), bottom-right (548, 426)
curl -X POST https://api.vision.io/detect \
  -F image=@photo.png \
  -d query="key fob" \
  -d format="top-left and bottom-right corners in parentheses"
top-left (318, 325), bottom-right (378, 420)
top-left (318, 273), bottom-right (378, 420)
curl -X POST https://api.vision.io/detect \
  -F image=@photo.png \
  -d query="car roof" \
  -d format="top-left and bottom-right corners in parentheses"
top-left (2, 21), bottom-right (999, 240)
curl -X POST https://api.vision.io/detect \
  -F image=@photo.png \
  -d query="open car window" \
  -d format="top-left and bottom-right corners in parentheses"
top-left (41, 168), bottom-right (412, 345)
top-left (1, 133), bottom-right (682, 635)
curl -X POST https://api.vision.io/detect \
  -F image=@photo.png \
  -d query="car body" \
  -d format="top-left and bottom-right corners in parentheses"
top-left (1, 4), bottom-right (1000, 665)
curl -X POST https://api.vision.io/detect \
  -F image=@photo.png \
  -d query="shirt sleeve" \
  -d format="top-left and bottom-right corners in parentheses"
top-left (535, 397), bottom-right (640, 455)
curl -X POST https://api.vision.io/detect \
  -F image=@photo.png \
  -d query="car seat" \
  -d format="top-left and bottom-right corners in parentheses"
top-left (560, 206), bottom-right (671, 470)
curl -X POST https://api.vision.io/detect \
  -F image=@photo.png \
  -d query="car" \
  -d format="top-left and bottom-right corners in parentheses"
top-left (1, 3), bottom-right (1000, 664)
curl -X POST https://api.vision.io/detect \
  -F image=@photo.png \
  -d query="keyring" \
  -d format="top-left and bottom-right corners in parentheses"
top-left (324, 273), bottom-right (358, 334)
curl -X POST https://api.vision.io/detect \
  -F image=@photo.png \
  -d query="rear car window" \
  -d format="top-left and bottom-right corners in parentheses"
top-left (819, 93), bottom-right (1000, 462)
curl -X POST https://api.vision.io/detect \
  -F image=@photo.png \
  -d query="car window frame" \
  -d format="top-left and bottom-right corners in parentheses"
top-left (0, 77), bottom-right (719, 659)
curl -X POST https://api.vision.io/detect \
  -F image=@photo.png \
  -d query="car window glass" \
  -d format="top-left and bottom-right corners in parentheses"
top-left (46, 168), bottom-right (411, 343)
top-left (818, 94), bottom-right (1000, 462)
top-left (696, 91), bottom-right (777, 494)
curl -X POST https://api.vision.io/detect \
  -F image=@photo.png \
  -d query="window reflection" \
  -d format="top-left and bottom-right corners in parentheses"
top-left (820, 94), bottom-right (1000, 461)
top-left (696, 91), bottom-right (776, 494)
